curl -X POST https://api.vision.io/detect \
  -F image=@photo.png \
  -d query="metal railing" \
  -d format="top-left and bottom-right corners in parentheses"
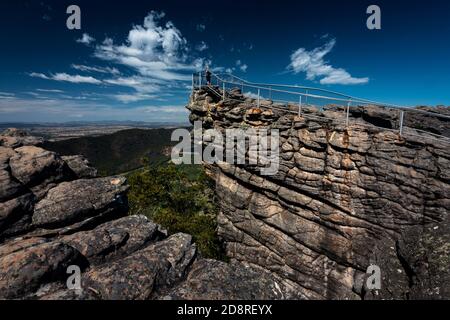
top-left (192, 71), bottom-right (450, 144)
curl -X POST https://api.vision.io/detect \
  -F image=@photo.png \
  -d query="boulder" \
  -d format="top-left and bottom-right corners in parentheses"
top-left (62, 155), bottom-right (98, 178)
top-left (0, 241), bottom-right (86, 299)
top-left (60, 215), bottom-right (163, 265)
top-left (164, 259), bottom-right (301, 300)
top-left (0, 147), bottom-right (25, 202)
top-left (81, 234), bottom-right (196, 300)
top-left (9, 146), bottom-right (73, 198)
top-left (0, 128), bottom-right (43, 148)
top-left (32, 177), bottom-right (129, 228)
top-left (0, 193), bottom-right (35, 239)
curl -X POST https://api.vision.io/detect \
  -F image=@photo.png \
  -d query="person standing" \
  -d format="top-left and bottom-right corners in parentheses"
top-left (205, 66), bottom-right (212, 85)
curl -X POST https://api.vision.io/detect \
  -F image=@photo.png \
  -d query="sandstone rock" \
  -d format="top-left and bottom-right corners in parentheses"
top-left (1, 103), bottom-right (449, 301)
top-left (60, 215), bottom-right (162, 265)
top-left (187, 87), bottom-right (450, 300)
top-left (0, 147), bottom-right (25, 202)
top-left (32, 177), bottom-right (129, 228)
top-left (164, 259), bottom-right (301, 300)
top-left (9, 146), bottom-right (73, 199)
top-left (81, 233), bottom-right (196, 300)
top-left (0, 128), bottom-right (43, 148)
top-left (62, 155), bottom-right (98, 178)
top-left (0, 241), bottom-right (86, 299)
top-left (0, 193), bottom-right (35, 239)
top-left (0, 237), bottom-right (47, 258)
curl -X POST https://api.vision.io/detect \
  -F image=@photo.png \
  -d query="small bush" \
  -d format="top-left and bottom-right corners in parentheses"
top-left (127, 162), bottom-right (226, 260)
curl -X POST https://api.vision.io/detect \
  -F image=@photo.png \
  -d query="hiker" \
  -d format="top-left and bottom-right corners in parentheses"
top-left (205, 67), bottom-right (212, 85)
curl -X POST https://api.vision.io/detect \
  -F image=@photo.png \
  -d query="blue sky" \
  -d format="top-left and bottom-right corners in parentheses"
top-left (1, 0), bottom-right (450, 123)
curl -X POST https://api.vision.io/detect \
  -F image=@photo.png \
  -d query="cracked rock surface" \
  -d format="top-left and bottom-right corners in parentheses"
top-left (188, 87), bottom-right (450, 300)
top-left (0, 128), bottom-right (291, 300)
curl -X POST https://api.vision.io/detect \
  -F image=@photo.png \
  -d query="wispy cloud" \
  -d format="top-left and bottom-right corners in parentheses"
top-left (287, 39), bottom-right (369, 85)
top-left (22, 11), bottom-right (205, 121)
top-left (77, 33), bottom-right (95, 45)
top-left (0, 97), bottom-right (188, 122)
top-left (0, 92), bottom-right (15, 97)
top-left (88, 11), bottom-right (205, 101)
top-left (112, 93), bottom-right (157, 103)
top-left (36, 89), bottom-right (65, 93)
top-left (195, 41), bottom-right (208, 52)
top-left (29, 72), bottom-right (102, 84)
top-left (71, 64), bottom-right (120, 75)
top-left (236, 60), bottom-right (248, 72)
top-left (94, 11), bottom-right (200, 82)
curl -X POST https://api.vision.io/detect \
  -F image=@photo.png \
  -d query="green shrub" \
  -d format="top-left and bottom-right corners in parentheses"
top-left (127, 162), bottom-right (226, 260)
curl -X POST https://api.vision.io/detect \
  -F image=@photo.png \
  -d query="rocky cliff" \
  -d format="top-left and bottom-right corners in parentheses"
top-left (0, 128), bottom-right (299, 300)
top-left (187, 86), bottom-right (450, 300)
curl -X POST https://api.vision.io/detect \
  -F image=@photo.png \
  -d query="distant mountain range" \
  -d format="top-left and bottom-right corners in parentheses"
top-left (0, 121), bottom-right (189, 129)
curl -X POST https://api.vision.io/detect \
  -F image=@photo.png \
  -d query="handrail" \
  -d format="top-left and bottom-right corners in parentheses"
top-left (192, 71), bottom-right (450, 143)
top-left (215, 72), bottom-right (352, 99)
top-left (210, 71), bottom-right (450, 120)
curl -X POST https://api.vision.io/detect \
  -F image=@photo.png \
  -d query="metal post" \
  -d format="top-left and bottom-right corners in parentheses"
top-left (192, 73), bottom-right (194, 90)
top-left (199, 72), bottom-right (202, 87)
top-left (298, 95), bottom-right (302, 116)
top-left (399, 110), bottom-right (405, 136)
top-left (257, 89), bottom-right (260, 107)
top-left (346, 100), bottom-right (351, 127)
top-left (305, 90), bottom-right (308, 105)
top-left (223, 82), bottom-right (226, 100)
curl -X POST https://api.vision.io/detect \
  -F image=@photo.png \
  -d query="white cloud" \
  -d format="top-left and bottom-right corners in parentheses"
top-left (112, 93), bottom-right (157, 103)
top-left (142, 105), bottom-right (187, 114)
top-left (28, 12), bottom-right (209, 110)
top-left (36, 89), bottom-right (65, 93)
top-left (0, 97), bottom-right (188, 122)
top-left (236, 60), bottom-right (248, 72)
top-left (235, 60), bottom-right (248, 73)
top-left (287, 39), bottom-right (369, 85)
top-left (30, 72), bottom-right (102, 84)
top-left (77, 33), bottom-right (95, 45)
top-left (195, 41), bottom-right (208, 52)
top-left (94, 11), bottom-right (196, 82)
top-left (211, 66), bottom-right (225, 72)
top-left (244, 91), bottom-right (265, 99)
top-left (0, 92), bottom-right (15, 97)
top-left (71, 64), bottom-right (120, 75)
top-left (89, 11), bottom-right (206, 101)
top-left (29, 72), bottom-right (47, 79)
top-left (24, 91), bottom-right (50, 99)
top-left (104, 76), bottom-right (155, 88)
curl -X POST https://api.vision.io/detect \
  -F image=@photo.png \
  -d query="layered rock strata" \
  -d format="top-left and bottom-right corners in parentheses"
top-left (187, 86), bottom-right (450, 300)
